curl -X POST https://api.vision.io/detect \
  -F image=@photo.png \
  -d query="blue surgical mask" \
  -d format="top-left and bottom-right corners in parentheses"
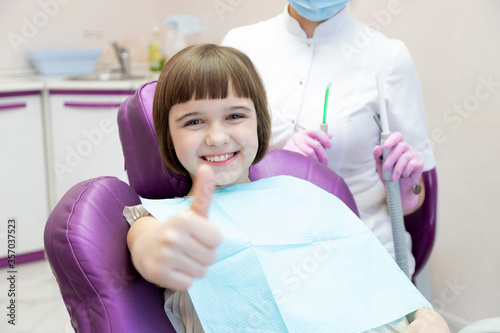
top-left (288, 0), bottom-right (352, 22)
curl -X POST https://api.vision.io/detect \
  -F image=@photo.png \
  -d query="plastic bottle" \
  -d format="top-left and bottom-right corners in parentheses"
top-left (148, 23), bottom-right (164, 73)
top-left (164, 22), bottom-right (186, 61)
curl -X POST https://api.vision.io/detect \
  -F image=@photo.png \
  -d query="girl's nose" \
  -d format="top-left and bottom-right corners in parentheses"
top-left (205, 123), bottom-right (230, 146)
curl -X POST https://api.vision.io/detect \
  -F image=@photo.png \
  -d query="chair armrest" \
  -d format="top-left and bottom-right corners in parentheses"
top-left (44, 176), bottom-right (175, 333)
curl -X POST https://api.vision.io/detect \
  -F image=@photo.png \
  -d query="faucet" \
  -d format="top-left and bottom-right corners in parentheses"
top-left (110, 39), bottom-right (130, 76)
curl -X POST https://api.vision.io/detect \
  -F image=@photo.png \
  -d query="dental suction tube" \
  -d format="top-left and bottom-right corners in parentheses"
top-left (376, 73), bottom-right (410, 278)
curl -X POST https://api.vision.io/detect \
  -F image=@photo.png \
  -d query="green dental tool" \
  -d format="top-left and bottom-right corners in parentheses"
top-left (321, 82), bottom-right (332, 133)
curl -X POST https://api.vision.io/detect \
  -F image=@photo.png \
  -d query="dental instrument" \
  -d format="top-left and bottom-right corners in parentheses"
top-left (375, 112), bottom-right (422, 196)
top-left (321, 82), bottom-right (332, 134)
top-left (375, 72), bottom-right (410, 278)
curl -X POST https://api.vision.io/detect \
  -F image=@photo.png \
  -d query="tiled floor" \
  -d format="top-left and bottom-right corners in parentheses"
top-left (0, 259), bottom-right (71, 333)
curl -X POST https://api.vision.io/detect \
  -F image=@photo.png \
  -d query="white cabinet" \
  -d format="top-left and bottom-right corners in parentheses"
top-left (47, 89), bottom-right (135, 205)
top-left (0, 90), bottom-right (49, 260)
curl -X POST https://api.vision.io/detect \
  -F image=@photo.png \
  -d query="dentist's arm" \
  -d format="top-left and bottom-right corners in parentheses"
top-left (127, 165), bottom-right (222, 290)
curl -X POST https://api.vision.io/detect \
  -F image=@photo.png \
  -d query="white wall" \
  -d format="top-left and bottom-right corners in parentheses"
top-left (351, 0), bottom-right (500, 325)
top-left (1, 0), bottom-right (499, 327)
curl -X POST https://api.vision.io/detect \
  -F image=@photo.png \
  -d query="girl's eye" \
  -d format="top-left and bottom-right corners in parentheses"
top-left (227, 114), bottom-right (244, 120)
top-left (185, 119), bottom-right (202, 126)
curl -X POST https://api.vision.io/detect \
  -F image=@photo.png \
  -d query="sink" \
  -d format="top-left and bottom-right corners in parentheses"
top-left (69, 72), bottom-right (149, 81)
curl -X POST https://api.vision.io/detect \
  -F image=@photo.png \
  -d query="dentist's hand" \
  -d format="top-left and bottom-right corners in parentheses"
top-left (373, 132), bottom-right (424, 211)
top-left (283, 129), bottom-right (333, 165)
top-left (128, 164), bottom-right (222, 290)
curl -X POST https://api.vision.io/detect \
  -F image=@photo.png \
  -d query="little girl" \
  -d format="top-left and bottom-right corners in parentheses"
top-left (125, 44), bottom-right (449, 333)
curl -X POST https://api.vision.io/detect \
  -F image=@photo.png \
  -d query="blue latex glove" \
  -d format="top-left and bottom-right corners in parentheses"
top-left (283, 129), bottom-right (333, 165)
top-left (373, 132), bottom-right (424, 210)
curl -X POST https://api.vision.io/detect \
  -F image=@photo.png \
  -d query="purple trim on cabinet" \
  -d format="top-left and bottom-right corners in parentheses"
top-left (0, 250), bottom-right (45, 267)
top-left (0, 90), bottom-right (40, 98)
top-left (50, 89), bottom-right (135, 96)
top-left (64, 102), bottom-right (123, 108)
top-left (0, 103), bottom-right (27, 111)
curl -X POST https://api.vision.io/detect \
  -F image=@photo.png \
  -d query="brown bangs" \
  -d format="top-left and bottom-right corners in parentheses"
top-left (161, 45), bottom-right (256, 108)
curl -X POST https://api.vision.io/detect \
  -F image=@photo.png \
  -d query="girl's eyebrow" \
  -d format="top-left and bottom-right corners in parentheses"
top-left (225, 105), bottom-right (254, 112)
top-left (174, 111), bottom-right (202, 123)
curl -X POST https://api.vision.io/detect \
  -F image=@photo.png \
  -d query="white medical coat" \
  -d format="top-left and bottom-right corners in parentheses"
top-left (222, 5), bottom-right (436, 275)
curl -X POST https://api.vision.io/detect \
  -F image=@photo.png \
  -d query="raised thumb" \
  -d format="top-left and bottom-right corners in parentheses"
top-left (189, 164), bottom-right (215, 218)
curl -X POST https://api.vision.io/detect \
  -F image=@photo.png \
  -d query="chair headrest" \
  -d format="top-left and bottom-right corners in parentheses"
top-left (117, 81), bottom-right (191, 199)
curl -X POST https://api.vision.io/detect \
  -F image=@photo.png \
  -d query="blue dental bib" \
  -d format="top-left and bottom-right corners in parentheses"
top-left (142, 176), bottom-right (430, 332)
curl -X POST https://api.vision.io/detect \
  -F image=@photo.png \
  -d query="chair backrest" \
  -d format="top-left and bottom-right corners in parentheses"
top-left (44, 81), bottom-right (359, 332)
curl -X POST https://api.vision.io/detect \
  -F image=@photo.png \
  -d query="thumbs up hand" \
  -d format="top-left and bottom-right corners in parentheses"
top-left (128, 165), bottom-right (222, 290)
top-left (189, 164), bottom-right (216, 218)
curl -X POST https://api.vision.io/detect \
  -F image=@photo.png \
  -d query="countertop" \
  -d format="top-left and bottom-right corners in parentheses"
top-left (0, 73), bottom-right (156, 94)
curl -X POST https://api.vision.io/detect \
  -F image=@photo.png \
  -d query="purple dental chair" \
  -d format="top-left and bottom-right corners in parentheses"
top-left (44, 81), bottom-right (437, 333)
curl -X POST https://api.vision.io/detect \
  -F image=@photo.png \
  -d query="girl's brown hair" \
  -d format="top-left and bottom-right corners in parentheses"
top-left (153, 43), bottom-right (271, 175)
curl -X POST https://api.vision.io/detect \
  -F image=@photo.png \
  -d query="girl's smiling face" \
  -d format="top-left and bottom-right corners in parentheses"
top-left (169, 85), bottom-right (259, 194)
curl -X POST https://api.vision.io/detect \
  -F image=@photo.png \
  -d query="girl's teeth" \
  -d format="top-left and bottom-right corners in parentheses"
top-left (206, 153), bottom-right (234, 162)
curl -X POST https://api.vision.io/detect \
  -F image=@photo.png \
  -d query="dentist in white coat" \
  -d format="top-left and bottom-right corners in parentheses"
top-left (222, 0), bottom-right (436, 279)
